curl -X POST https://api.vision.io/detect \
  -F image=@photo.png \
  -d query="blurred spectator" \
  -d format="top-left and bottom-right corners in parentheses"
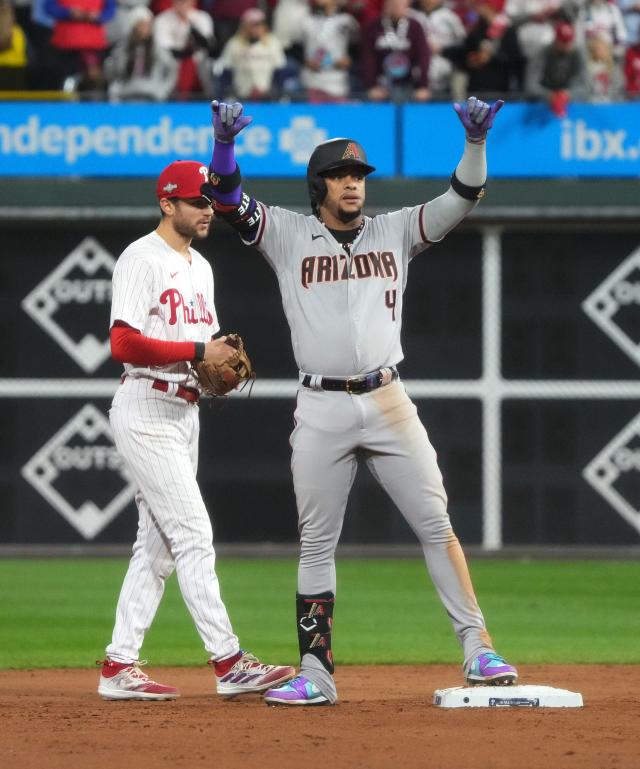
top-left (623, 32), bottom-right (640, 95)
top-left (106, 4), bottom-right (177, 99)
top-left (582, 27), bottom-right (624, 99)
top-left (619, 0), bottom-right (640, 45)
top-left (31, 0), bottom-right (56, 47)
top-left (453, 1), bottom-right (523, 98)
top-left (11, 0), bottom-right (36, 42)
top-left (0, 0), bottom-right (29, 88)
top-left (44, 0), bottom-right (115, 90)
top-left (154, 0), bottom-right (214, 97)
top-left (272, 0), bottom-right (310, 53)
top-left (106, 0), bottom-right (151, 46)
top-left (360, 0), bottom-right (431, 101)
top-left (574, 0), bottom-right (627, 59)
top-left (27, 0), bottom-right (56, 86)
top-left (413, 0), bottom-right (467, 96)
top-left (300, 0), bottom-right (359, 102)
top-left (344, 0), bottom-right (384, 24)
top-left (525, 21), bottom-right (585, 115)
top-left (211, 0), bottom-right (259, 52)
top-left (215, 7), bottom-right (286, 100)
top-left (504, 0), bottom-right (564, 60)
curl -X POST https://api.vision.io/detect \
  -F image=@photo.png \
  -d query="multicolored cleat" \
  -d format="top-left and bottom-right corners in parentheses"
top-left (263, 675), bottom-right (331, 706)
top-left (466, 652), bottom-right (518, 686)
top-left (215, 651), bottom-right (295, 697)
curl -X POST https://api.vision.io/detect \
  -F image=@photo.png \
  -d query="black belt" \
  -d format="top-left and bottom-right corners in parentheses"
top-left (301, 368), bottom-right (398, 395)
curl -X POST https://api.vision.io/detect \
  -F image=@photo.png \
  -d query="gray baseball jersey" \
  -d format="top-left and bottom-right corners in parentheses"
top-left (244, 204), bottom-right (429, 376)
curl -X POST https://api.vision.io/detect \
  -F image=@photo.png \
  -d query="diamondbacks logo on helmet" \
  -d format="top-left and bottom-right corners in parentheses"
top-left (306, 138), bottom-right (376, 213)
top-left (342, 143), bottom-right (361, 161)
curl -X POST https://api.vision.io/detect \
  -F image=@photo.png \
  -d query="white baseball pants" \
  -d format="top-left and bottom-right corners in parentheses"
top-left (106, 377), bottom-right (239, 663)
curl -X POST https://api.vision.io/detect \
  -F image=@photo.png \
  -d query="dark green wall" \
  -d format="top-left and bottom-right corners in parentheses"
top-left (1, 177), bottom-right (638, 218)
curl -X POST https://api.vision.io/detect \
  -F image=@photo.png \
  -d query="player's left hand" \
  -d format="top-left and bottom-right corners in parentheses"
top-left (211, 100), bottom-right (252, 143)
top-left (453, 96), bottom-right (504, 143)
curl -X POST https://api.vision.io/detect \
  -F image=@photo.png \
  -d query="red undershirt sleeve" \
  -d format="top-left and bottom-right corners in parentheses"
top-left (110, 322), bottom-right (197, 366)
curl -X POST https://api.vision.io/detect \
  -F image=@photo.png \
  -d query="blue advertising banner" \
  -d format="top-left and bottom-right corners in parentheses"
top-left (2, 101), bottom-right (639, 178)
top-left (402, 102), bottom-right (640, 178)
top-left (0, 102), bottom-right (396, 177)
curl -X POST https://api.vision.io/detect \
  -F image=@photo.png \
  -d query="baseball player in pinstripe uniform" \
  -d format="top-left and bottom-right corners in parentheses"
top-left (204, 97), bottom-right (518, 707)
top-left (97, 160), bottom-right (295, 701)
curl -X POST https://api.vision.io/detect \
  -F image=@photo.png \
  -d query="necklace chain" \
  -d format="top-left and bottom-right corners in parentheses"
top-left (318, 216), bottom-right (365, 249)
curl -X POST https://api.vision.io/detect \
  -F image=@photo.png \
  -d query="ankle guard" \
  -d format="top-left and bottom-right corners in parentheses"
top-left (297, 592), bottom-right (335, 674)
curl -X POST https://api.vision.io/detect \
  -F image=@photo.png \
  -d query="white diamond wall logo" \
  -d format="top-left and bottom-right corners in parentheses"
top-left (21, 404), bottom-right (135, 540)
top-left (21, 237), bottom-right (115, 373)
top-left (583, 414), bottom-right (640, 535)
top-left (582, 247), bottom-right (640, 367)
top-left (279, 116), bottom-right (328, 165)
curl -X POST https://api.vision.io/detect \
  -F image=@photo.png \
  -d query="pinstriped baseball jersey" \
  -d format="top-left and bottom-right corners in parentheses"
top-left (246, 203), bottom-right (429, 376)
top-left (110, 231), bottom-right (219, 385)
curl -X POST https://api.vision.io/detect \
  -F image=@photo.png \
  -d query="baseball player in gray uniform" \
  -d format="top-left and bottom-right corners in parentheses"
top-left (204, 97), bottom-right (517, 706)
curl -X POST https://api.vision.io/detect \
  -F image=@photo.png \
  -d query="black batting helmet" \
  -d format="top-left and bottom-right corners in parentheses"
top-left (307, 138), bottom-right (376, 213)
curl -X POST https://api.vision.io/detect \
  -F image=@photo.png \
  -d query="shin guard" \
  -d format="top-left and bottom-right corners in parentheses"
top-left (296, 592), bottom-right (335, 674)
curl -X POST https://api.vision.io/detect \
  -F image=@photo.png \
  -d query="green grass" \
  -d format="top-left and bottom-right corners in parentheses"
top-left (0, 558), bottom-right (638, 669)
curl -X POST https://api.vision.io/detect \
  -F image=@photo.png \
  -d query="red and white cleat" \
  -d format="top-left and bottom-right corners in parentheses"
top-left (97, 659), bottom-right (180, 701)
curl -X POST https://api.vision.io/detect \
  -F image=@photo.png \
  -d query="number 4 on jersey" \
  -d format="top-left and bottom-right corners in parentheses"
top-left (385, 289), bottom-right (397, 321)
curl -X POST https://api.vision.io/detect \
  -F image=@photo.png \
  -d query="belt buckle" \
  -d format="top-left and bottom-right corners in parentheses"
top-left (345, 377), bottom-right (355, 394)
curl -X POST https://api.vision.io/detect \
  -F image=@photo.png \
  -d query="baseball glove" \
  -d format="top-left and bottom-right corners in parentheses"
top-left (192, 333), bottom-right (255, 397)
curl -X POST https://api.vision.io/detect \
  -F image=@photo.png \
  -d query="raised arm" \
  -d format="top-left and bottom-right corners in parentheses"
top-left (202, 101), bottom-right (264, 244)
top-left (422, 96), bottom-right (503, 244)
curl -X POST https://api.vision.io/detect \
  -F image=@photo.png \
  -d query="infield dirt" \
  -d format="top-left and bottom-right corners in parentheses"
top-left (0, 665), bottom-right (636, 769)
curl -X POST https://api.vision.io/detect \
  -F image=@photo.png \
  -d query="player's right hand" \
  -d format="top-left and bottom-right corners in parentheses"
top-left (203, 336), bottom-right (238, 366)
top-left (211, 100), bottom-right (252, 143)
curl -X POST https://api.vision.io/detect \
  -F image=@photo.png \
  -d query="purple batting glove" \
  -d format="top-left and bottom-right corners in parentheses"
top-left (211, 100), bottom-right (253, 143)
top-left (453, 96), bottom-right (504, 142)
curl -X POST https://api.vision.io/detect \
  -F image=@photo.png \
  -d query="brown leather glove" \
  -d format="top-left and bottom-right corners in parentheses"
top-left (192, 333), bottom-right (255, 396)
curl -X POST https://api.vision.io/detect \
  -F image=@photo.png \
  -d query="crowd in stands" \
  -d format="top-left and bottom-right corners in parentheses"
top-left (0, 0), bottom-right (639, 108)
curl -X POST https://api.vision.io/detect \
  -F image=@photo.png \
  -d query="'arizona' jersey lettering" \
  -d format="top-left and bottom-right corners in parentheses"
top-left (243, 203), bottom-right (429, 376)
top-left (301, 251), bottom-right (399, 288)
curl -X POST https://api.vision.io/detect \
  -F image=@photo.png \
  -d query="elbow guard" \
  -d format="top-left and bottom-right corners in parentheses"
top-left (214, 191), bottom-right (263, 241)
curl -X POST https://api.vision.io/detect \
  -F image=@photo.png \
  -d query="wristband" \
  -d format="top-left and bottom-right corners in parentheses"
top-left (193, 342), bottom-right (205, 361)
top-left (450, 171), bottom-right (486, 201)
top-left (207, 164), bottom-right (241, 194)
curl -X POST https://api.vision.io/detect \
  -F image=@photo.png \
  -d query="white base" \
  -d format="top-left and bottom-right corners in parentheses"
top-left (433, 685), bottom-right (583, 708)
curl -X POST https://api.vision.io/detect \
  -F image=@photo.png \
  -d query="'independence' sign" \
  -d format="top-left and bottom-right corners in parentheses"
top-left (0, 102), bottom-right (395, 177)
